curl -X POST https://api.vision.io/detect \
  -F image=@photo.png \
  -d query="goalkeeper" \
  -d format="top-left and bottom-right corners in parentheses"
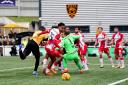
top-left (61, 27), bottom-right (84, 74)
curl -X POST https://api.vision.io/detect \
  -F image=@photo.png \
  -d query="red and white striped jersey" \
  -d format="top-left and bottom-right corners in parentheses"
top-left (45, 28), bottom-right (62, 50)
top-left (96, 32), bottom-right (107, 48)
top-left (112, 32), bottom-right (124, 48)
top-left (73, 33), bottom-right (85, 49)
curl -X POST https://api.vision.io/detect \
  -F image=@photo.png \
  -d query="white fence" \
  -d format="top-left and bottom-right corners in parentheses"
top-left (0, 46), bottom-right (32, 56)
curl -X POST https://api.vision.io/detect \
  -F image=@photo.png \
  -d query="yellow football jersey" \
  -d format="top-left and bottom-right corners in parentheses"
top-left (31, 31), bottom-right (48, 45)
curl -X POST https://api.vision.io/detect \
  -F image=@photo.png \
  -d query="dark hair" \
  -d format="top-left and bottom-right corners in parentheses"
top-left (39, 26), bottom-right (46, 31)
top-left (98, 27), bottom-right (103, 30)
top-left (75, 27), bottom-right (81, 31)
top-left (58, 22), bottom-right (65, 27)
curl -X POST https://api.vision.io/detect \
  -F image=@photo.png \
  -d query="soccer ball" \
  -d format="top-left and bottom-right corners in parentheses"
top-left (61, 73), bottom-right (71, 80)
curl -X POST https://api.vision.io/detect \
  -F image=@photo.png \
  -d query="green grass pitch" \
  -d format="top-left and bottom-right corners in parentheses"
top-left (0, 56), bottom-right (128, 85)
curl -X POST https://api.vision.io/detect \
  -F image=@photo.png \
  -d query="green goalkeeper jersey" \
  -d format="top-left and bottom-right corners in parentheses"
top-left (61, 34), bottom-right (80, 54)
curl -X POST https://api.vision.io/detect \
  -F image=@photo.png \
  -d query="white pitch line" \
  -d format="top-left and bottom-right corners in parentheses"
top-left (108, 78), bottom-right (128, 85)
top-left (0, 64), bottom-right (127, 72)
top-left (89, 64), bottom-right (111, 65)
top-left (89, 64), bottom-right (128, 65)
top-left (0, 66), bottom-right (34, 72)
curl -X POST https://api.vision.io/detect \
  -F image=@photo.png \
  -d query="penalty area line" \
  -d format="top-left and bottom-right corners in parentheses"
top-left (108, 78), bottom-right (128, 85)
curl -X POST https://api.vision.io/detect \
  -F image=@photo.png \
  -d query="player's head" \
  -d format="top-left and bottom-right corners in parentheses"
top-left (114, 27), bottom-right (119, 33)
top-left (75, 27), bottom-right (81, 33)
top-left (98, 27), bottom-right (103, 33)
top-left (65, 27), bottom-right (70, 35)
top-left (39, 26), bottom-right (46, 31)
top-left (58, 22), bottom-right (65, 33)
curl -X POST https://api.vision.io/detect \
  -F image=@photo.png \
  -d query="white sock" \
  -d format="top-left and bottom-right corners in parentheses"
top-left (60, 62), bottom-right (64, 71)
top-left (42, 59), bottom-right (48, 69)
top-left (116, 59), bottom-right (120, 66)
top-left (82, 60), bottom-right (89, 71)
top-left (99, 58), bottom-right (103, 66)
top-left (109, 57), bottom-right (114, 65)
top-left (51, 64), bottom-right (56, 69)
top-left (43, 59), bottom-right (48, 64)
top-left (120, 60), bottom-right (125, 67)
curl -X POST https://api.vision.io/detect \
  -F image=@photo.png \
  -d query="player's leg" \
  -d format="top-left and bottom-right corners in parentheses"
top-left (83, 44), bottom-right (88, 63)
top-left (82, 46), bottom-right (89, 70)
top-left (31, 42), bottom-right (40, 77)
top-left (114, 48), bottom-right (121, 68)
top-left (43, 48), bottom-right (51, 68)
top-left (73, 52), bottom-right (84, 73)
top-left (98, 48), bottom-right (104, 68)
top-left (74, 59), bottom-right (84, 74)
top-left (44, 55), bottom-right (56, 76)
top-left (51, 58), bottom-right (62, 74)
top-left (51, 50), bottom-right (63, 68)
top-left (58, 58), bottom-right (64, 72)
top-left (115, 55), bottom-right (120, 68)
top-left (62, 53), bottom-right (84, 74)
top-left (62, 54), bottom-right (69, 73)
top-left (78, 48), bottom-right (88, 71)
top-left (42, 52), bottom-right (49, 69)
top-left (105, 48), bottom-right (114, 67)
top-left (19, 40), bottom-right (32, 60)
top-left (118, 48), bottom-right (125, 68)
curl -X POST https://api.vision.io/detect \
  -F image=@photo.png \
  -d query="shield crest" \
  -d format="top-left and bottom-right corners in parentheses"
top-left (66, 4), bottom-right (78, 18)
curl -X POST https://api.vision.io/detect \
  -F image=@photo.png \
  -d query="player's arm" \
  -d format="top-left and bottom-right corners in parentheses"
top-left (43, 34), bottom-right (49, 39)
top-left (121, 38), bottom-right (126, 46)
top-left (72, 35), bottom-right (80, 41)
top-left (121, 35), bottom-right (126, 46)
top-left (58, 38), bottom-right (65, 54)
top-left (104, 34), bottom-right (109, 46)
top-left (94, 35), bottom-right (98, 48)
top-left (54, 40), bottom-right (61, 49)
top-left (109, 35), bottom-right (115, 47)
top-left (94, 39), bottom-right (98, 48)
top-left (38, 30), bottom-right (49, 35)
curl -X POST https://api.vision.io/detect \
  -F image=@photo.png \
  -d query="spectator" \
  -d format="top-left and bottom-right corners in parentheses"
top-left (10, 45), bottom-right (17, 56)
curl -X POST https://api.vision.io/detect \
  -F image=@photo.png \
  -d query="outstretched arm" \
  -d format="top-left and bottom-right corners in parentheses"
top-left (39, 30), bottom-right (49, 35)
top-left (72, 35), bottom-right (80, 41)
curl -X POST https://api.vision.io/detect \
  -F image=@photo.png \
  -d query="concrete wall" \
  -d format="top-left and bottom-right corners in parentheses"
top-left (0, 0), bottom-right (39, 16)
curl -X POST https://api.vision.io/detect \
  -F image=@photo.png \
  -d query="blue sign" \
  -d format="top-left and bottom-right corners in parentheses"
top-left (0, 0), bottom-right (15, 7)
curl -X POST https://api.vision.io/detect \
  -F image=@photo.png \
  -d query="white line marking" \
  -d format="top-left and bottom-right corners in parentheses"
top-left (89, 64), bottom-right (128, 65)
top-left (108, 78), bottom-right (128, 85)
top-left (0, 64), bottom-right (126, 72)
top-left (0, 66), bottom-right (34, 72)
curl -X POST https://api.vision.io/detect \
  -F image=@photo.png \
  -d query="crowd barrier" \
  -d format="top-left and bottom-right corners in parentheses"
top-left (1, 46), bottom-right (128, 58)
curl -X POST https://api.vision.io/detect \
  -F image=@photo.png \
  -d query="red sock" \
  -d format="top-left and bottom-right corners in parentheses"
top-left (108, 56), bottom-right (111, 58)
top-left (115, 57), bottom-right (119, 61)
top-left (120, 57), bottom-right (124, 60)
top-left (100, 55), bottom-right (102, 58)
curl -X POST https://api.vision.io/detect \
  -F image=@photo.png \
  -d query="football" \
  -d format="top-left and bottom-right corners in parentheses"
top-left (61, 73), bottom-right (71, 80)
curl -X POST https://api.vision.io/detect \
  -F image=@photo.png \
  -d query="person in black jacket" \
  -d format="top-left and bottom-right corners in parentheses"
top-left (10, 45), bottom-right (17, 56)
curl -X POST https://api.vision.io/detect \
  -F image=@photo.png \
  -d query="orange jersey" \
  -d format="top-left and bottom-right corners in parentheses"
top-left (31, 31), bottom-right (48, 45)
